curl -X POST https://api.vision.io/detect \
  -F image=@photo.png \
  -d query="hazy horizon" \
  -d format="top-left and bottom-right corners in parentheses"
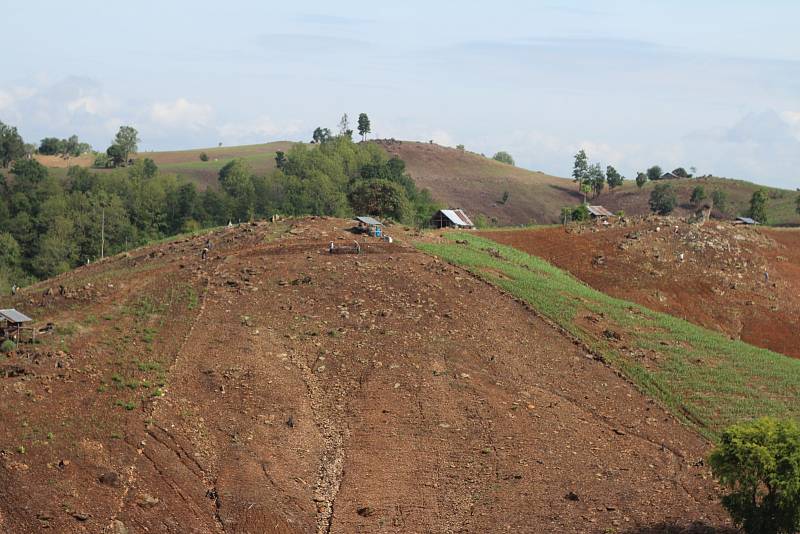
top-left (2, 1), bottom-right (799, 188)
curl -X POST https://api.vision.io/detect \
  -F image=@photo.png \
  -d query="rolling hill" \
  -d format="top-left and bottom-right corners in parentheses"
top-left (0, 218), bottom-right (737, 532)
top-left (376, 139), bottom-right (800, 226)
top-left (35, 139), bottom-right (800, 227)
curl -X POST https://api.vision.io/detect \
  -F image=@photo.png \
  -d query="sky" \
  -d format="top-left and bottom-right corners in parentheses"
top-left (1, 0), bottom-right (799, 188)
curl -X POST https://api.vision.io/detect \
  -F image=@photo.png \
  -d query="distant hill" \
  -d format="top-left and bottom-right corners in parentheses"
top-left (35, 139), bottom-right (800, 226)
top-left (35, 141), bottom-right (295, 189)
top-left (374, 140), bottom-right (800, 226)
top-left (373, 140), bottom-right (578, 225)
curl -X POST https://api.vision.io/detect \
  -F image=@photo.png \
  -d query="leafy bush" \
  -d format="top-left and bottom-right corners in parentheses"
top-left (0, 340), bottom-right (16, 353)
top-left (712, 189), bottom-right (728, 213)
top-left (647, 165), bottom-right (663, 181)
top-left (710, 418), bottom-right (800, 534)
top-left (691, 185), bottom-right (707, 206)
top-left (649, 183), bottom-right (677, 215)
top-left (492, 151), bottom-right (515, 166)
top-left (571, 204), bottom-right (590, 221)
top-left (199, 152), bottom-right (209, 162)
top-left (748, 188), bottom-right (769, 224)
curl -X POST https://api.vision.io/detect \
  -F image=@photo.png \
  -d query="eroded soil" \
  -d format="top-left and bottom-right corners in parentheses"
top-left (482, 219), bottom-right (800, 358)
top-left (0, 218), bottom-right (731, 533)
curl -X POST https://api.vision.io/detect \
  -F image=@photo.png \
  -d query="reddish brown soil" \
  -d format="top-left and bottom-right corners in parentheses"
top-left (0, 218), bottom-right (732, 533)
top-left (482, 219), bottom-right (800, 358)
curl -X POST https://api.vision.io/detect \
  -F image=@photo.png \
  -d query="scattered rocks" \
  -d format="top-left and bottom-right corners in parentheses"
top-left (98, 470), bottom-right (121, 487)
top-left (356, 506), bottom-right (374, 517)
top-left (565, 491), bottom-right (580, 501)
top-left (109, 519), bottom-right (128, 534)
top-left (136, 493), bottom-right (159, 508)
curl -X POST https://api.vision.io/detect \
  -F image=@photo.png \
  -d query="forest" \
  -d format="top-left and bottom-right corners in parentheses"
top-left (0, 135), bottom-right (439, 291)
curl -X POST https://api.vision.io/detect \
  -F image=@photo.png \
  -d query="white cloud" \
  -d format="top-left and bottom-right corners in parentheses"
top-left (218, 116), bottom-right (303, 145)
top-left (67, 94), bottom-right (116, 116)
top-left (149, 98), bottom-right (212, 129)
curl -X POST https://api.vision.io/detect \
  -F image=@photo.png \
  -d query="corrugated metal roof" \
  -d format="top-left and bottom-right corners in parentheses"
top-left (452, 209), bottom-right (474, 227)
top-left (354, 216), bottom-right (383, 226)
top-left (440, 209), bottom-right (473, 227)
top-left (587, 205), bottom-right (615, 217)
top-left (0, 309), bottom-right (33, 323)
top-left (736, 217), bottom-right (759, 225)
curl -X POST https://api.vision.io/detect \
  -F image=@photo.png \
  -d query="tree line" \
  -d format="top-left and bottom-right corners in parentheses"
top-left (0, 121), bottom-right (439, 292)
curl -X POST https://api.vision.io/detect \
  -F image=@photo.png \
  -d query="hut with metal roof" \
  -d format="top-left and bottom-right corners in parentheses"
top-left (354, 216), bottom-right (383, 237)
top-left (0, 309), bottom-right (34, 342)
top-left (430, 209), bottom-right (475, 229)
top-left (734, 216), bottom-right (759, 225)
top-left (586, 205), bottom-right (615, 219)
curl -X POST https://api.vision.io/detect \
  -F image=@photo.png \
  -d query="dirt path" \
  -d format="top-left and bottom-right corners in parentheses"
top-left (0, 218), bottom-right (732, 533)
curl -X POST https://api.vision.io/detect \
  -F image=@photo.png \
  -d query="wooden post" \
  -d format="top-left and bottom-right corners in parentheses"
top-left (101, 207), bottom-right (105, 260)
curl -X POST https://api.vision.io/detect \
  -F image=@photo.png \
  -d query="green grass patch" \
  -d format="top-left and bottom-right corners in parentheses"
top-left (418, 233), bottom-right (800, 440)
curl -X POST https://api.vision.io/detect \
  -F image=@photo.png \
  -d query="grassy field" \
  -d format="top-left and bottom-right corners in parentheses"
top-left (36, 141), bottom-right (297, 189)
top-left (418, 233), bottom-right (800, 440)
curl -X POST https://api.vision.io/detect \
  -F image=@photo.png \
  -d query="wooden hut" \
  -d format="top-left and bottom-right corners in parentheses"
top-left (354, 216), bottom-right (383, 237)
top-left (430, 209), bottom-right (475, 229)
top-left (0, 309), bottom-right (34, 342)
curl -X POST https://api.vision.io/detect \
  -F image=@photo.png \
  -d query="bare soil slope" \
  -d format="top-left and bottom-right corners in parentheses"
top-left (0, 219), bottom-right (732, 533)
top-left (482, 220), bottom-right (800, 358)
top-left (376, 140), bottom-right (580, 225)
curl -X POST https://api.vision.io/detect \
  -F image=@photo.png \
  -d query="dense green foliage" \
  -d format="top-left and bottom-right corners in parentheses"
top-left (712, 189), bottom-right (729, 213)
top-left (419, 234), bottom-right (800, 441)
top-left (710, 418), bottom-right (800, 534)
top-left (357, 113), bottom-right (371, 141)
top-left (605, 165), bottom-right (624, 191)
top-left (0, 121), bottom-right (26, 168)
top-left (691, 185), bottom-right (707, 205)
top-left (649, 183), bottom-right (677, 214)
top-left (635, 172), bottom-right (648, 188)
top-left (646, 165), bottom-right (663, 182)
top-left (38, 135), bottom-right (91, 157)
top-left (492, 151), bottom-right (515, 166)
top-left (572, 149), bottom-right (588, 190)
top-left (0, 134), bottom-right (438, 289)
top-left (571, 203), bottom-right (590, 221)
top-left (103, 126), bottom-right (140, 167)
top-left (749, 188), bottom-right (769, 223)
top-left (672, 167), bottom-right (691, 178)
top-left (0, 340), bottom-right (15, 353)
top-left (587, 163), bottom-right (605, 197)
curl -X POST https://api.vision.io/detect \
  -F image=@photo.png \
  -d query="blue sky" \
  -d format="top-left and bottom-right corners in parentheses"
top-left (2, 1), bottom-right (799, 187)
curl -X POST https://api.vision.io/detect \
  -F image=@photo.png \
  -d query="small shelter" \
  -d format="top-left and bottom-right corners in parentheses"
top-left (354, 216), bottom-right (383, 237)
top-left (660, 172), bottom-right (680, 180)
top-left (430, 209), bottom-right (475, 229)
top-left (586, 205), bottom-right (615, 219)
top-left (0, 309), bottom-right (34, 342)
top-left (734, 216), bottom-right (759, 225)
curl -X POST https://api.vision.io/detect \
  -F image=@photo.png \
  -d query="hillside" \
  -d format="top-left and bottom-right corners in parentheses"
top-left (481, 220), bottom-right (800, 359)
top-left (376, 140), bottom-right (800, 227)
top-left (34, 139), bottom-right (800, 227)
top-left (0, 218), bottom-right (733, 533)
top-left (35, 142), bottom-right (294, 189)
top-left (375, 140), bottom-right (579, 225)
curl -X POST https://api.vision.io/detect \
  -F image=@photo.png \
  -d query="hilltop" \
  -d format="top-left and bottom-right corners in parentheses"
top-left (0, 218), bottom-right (731, 532)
